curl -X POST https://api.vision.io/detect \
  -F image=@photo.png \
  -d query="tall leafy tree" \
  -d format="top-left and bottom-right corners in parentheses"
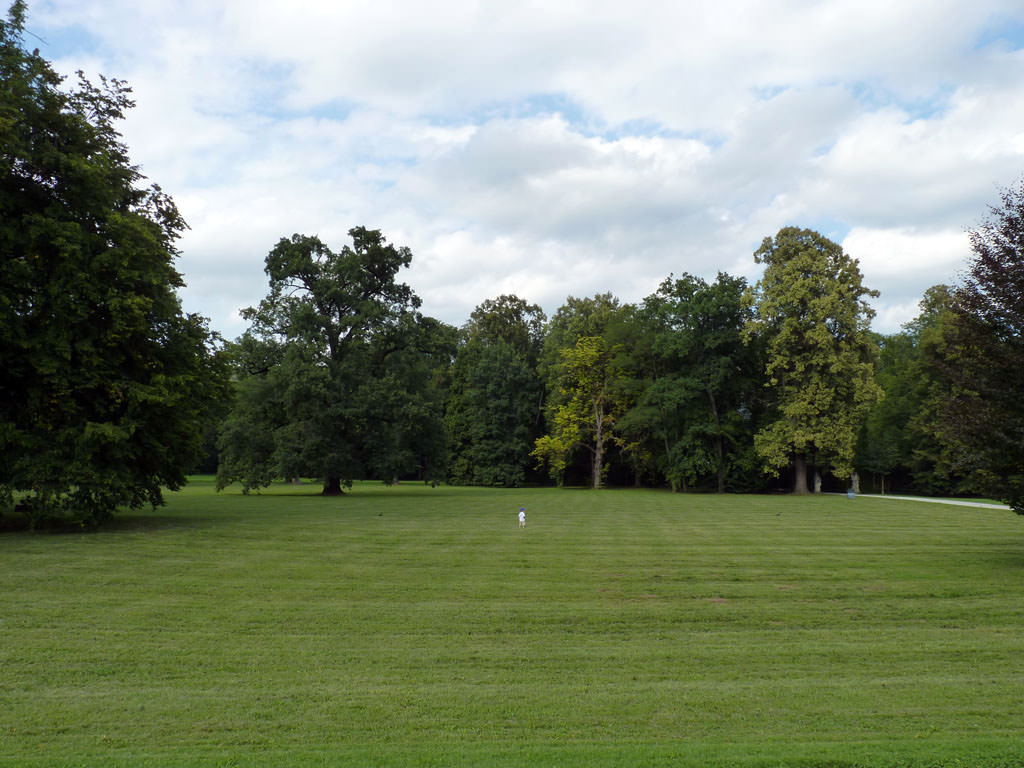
top-left (533, 293), bottom-right (629, 487)
top-left (625, 273), bottom-right (761, 492)
top-left (904, 285), bottom-right (969, 495)
top-left (533, 334), bottom-right (629, 488)
top-left (445, 340), bottom-right (539, 487)
top-left (217, 229), bottom-right (452, 495)
top-left (924, 182), bottom-right (1024, 513)
top-left (0, 2), bottom-right (229, 527)
top-left (445, 295), bottom-right (545, 487)
top-left (746, 227), bottom-right (881, 493)
top-left (855, 286), bottom-right (960, 496)
top-left (854, 331), bottom-right (916, 493)
top-left (538, 292), bottom-right (622, 391)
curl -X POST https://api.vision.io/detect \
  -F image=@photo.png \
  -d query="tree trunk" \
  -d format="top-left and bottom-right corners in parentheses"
top-left (813, 470), bottom-right (822, 494)
top-left (592, 435), bottom-right (604, 489)
top-left (322, 476), bottom-right (344, 496)
top-left (663, 436), bottom-right (678, 493)
top-left (793, 454), bottom-right (810, 494)
top-left (592, 398), bottom-right (604, 489)
top-left (706, 385), bottom-right (726, 493)
top-left (715, 437), bottom-right (726, 493)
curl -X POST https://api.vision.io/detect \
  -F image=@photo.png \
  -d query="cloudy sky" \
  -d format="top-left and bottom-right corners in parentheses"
top-left (28, 0), bottom-right (1024, 338)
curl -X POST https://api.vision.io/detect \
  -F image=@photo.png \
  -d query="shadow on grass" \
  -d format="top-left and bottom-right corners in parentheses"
top-left (0, 512), bottom-right (220, 535)
top-left (214, 483), bottom-right (521, 500)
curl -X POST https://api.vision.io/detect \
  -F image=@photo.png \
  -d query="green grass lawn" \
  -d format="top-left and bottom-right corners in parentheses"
top-left (2, 479), bottom-right (1023, 767)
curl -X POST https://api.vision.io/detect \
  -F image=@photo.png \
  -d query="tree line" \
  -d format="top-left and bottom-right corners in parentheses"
top-left (214, 221), bottom-right (1020, 513)
top-left (2, 1), bottom-right (1023, 527)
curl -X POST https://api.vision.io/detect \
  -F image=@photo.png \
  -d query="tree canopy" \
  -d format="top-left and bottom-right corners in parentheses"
top-left (0, 1), bottom-right (228, 527)
top-left (445, 295), bottom-right (545, 487)
top-left (533, 295), bottom-right (632, 488)
top-left (624, 273), bottom-right (761, 492)
top-left (217, 229), bottom-right (452, 495)
top-left (922, 182), bottom-right (1024, 513)
top-left (747, 227), bottom-right (881, 493)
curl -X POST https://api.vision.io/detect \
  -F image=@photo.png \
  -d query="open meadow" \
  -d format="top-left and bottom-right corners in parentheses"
top-left (2, 479), bottom-right (1023, 767)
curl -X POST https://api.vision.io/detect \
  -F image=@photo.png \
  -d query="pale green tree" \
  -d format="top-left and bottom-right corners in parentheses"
top-left (746, 227), bottom-right (881, 493)
top-left (532, 335), bottom-right (629, 488)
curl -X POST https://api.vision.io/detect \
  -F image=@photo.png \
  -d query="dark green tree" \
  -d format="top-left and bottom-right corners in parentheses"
top-left (625, 273), bottom-right (761, 492)
top-left (904, 285), bottom-right (967, 495)
top-left (216, 229), bottom-right (452, 495)
top-left (746, 228), bottom-right (881, 493)
top-left (854, 332), bottom-right (916, 494)
top-left (445, 295), bottom-right (545, 487)
top-left (855, 286), bottom-right (960, 496)
top-left (445, 340), bottom-right (539, 487)
top-left (924, 182), bottom-right (1024, 513)
top-left (464, 294), bottom-right (546, 365)
top-left (0, 2), bottom-right (229, 527)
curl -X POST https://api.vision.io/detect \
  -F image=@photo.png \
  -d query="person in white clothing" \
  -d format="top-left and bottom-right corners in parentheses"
top-left (518, 507), bottom-right (526, 528)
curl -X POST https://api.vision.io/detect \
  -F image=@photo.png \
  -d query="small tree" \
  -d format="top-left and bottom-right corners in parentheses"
top-left (533, 335), bottom-right (629, 488)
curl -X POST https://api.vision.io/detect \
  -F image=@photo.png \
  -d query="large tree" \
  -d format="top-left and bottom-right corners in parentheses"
top-left (624, 272), bottom-right (761, 492)
top-left (217, 229), bottom-right (452, 495)
top-left (924, 182), bottom-right (1024, 513)
top-left (445, 295), bottom-right (545, 487)
top-left (747, 227), bottom-right (881, 493)
top-left (0, 2), bottom-right (228, 527)
top-left (855, 285), bottom-right (960, 496)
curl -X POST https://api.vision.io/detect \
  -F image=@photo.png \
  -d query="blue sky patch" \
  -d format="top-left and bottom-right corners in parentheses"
top-left (848, 80), bottom-right (955, 122)
top-left (32, 22), bottom-right (100, 59)
top-left (974, 15), bottom-right (1024, 51)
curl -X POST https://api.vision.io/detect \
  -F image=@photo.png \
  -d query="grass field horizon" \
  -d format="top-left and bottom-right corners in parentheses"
top-left (2, 478), bottom-right (1023, 767)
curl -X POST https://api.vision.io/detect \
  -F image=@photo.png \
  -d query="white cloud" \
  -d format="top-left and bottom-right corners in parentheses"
top-left (843, 226), bottom-right (970, 328)
top-left (26, 0), bottom-right (1024, 337)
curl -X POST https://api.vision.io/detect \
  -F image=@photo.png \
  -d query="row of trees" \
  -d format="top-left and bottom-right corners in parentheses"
top-left (213, 213), bottom-right (1021, 516)
top-left (3, 0), bottom-right (1022, 527)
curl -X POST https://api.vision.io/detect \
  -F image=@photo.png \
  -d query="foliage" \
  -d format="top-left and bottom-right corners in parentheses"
top-left (854, 286), bottom-right (967, 496)
top-left (532, 334), bottom-right (630, 488)
top-left (446, 340), bottom-right (539, 487)
top-left (534, 293), bottom-right (628, 486)
top-left (464, 293), bottom-right (546, 365)
top-left (746, 227), bottom-right (881, 491)
top-left (924, 182), bottom-right (1024, 513)
top-left (624, 273), bottom-right (762, 492)
top-left (854, 331), bottom-right (916, 490)
top-left (445, 295), bottom-right (545, 487)
top-left (538, 292), bottom-right (622, 390)
top-left (216, 229), bottom-right (453, 494)
top-left (0, 2), bottom-right (229, 527)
